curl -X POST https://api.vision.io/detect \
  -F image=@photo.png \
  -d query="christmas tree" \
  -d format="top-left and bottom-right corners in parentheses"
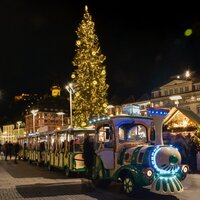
top-left (71, 5), bottom-right (109, 127)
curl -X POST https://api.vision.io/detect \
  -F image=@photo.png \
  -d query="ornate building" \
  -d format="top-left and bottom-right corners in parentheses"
top-left (109, 71), bottom-right (200, 117)
top-left (150, 71), bottom-right (200, 116)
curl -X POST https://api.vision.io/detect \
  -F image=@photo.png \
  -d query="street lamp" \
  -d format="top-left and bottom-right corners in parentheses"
top-left (65, 83), bottom-right (75, 128)
top-left (185, 70), bottom-right (191, 79)
top-left (17, 121), bottom-right (22, 138)
top-left (56, 112), bottom-right (65, 127)
top-left (31, 109), bottom-right (38, 133)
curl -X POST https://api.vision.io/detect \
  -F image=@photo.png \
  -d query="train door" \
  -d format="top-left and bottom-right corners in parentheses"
top-left (57, 132), bottom-right (66, 168)
top-left (95, 124), bottom-right (115, 170)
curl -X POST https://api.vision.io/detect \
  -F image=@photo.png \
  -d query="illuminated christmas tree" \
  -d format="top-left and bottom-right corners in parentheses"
top-left (71, 5), bottom-right (109, 127)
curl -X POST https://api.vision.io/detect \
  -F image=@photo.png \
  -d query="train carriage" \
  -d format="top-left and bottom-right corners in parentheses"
top-left (46, 127), bottom-right (95, 176)
top-left (28, 133), bottom-right (46, 164)
top-left (17, 136), bottom-right (28, 160)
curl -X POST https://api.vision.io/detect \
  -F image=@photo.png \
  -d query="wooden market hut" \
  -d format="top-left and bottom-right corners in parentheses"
top-left (163, 107), bottom-right (200, 137)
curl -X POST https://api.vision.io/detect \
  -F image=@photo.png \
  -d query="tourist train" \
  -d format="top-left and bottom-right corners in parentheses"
top-left (18, 111), bottom-right (188, 196)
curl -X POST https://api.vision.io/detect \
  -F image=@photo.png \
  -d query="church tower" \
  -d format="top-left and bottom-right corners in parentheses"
top-left (51, 85), bottom-right (61, 97)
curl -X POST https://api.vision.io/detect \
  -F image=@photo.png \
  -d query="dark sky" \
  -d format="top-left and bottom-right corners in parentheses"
top-left (1, 0), bottom-right (200, 104)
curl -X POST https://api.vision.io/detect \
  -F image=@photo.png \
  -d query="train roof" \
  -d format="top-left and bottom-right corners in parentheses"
top-left (110, 114), bottom-right (153, 120)
top-left (89, 114), bottom-right (153, 126)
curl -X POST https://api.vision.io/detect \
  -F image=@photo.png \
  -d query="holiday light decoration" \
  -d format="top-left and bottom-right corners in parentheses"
top-left (148, 110), bottom-right (168, 116)
top-left (150, 145), bottom-right (180, 175)
top-left (71, 5), bottom-right (109, 127)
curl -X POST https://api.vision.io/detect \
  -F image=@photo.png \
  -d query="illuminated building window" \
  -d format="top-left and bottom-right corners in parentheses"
top-left (155, 103), bottom-right (160, 107)
top-left (164, 90), bottom-right (168, 96)
top-left (180, 87), bottom-right (183, 93)
top-left (195, 84), bottom-right (200, 90)
top-left (185, 86), bottom-right (189, 92)
top-left (174, 88), bottom-right (178, 94)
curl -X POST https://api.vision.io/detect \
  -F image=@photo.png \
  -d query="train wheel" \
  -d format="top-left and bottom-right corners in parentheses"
top-left (122, 174), bottom-right (135, 196)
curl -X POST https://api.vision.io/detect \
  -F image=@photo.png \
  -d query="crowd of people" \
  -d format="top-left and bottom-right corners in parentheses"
top-left (165, 133), bottom-right (199, 172)
top-left (0, 141), bottom-right (21, 163)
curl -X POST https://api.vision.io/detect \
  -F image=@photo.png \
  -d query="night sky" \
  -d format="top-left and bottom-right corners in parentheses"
top-left (1, 0), bottom-right (200, 104)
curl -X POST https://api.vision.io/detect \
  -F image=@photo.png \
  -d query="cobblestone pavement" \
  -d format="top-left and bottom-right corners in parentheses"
top-left (0, 159), bottom-right (122, 200)
top-left (0, 159), bottom-right (200, 200)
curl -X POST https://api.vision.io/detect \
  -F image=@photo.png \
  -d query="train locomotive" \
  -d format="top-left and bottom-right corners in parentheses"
top-left (89, 110), bottom-right (188, 196)
top-left (122, 144), bottom-right (188, 195)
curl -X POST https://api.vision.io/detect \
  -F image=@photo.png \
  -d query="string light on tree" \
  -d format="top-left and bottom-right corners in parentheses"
top-left (71, 5), bottom-right (109, 127)
top-left (71, 73), bottom-right (75, 79)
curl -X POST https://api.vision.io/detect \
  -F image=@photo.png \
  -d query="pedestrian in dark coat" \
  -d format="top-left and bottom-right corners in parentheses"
top-left (4, 141), bottom-right (8, 161)
top-left (8, 142), bottom-right (13, 160)
top-left (83, 134), bottom-right (95, 179)
top-left (188, 138), bottom-right (198, 172)
top-left (14, 142), bottom-right (20, 164)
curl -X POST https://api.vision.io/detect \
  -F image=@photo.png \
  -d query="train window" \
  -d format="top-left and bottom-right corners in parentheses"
top-left (137, 152), bottom-right (144, 164)
top-left (119, 124), bottom-right (147, 143)
top-left (97, 125), bottom-right (114, 148)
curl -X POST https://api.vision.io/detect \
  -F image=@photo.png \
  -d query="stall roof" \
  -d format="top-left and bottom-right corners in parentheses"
top-left (164, 107), bottom-right (200, 125)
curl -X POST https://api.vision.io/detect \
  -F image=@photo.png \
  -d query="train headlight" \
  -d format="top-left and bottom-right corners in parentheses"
top-left (147, 169), bottom-right (153, 177)
top-left (143, 168), bottom-right (154, 178)
top-left (182, 165), bottom-right (189, 174)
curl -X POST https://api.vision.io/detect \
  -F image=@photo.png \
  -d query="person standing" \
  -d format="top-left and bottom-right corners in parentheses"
top-left (189, 137), bottom-right (198, 172)
top-left (8, 142), bottom-right (13, 160)
top-left (0, 143), bottom-right (5, 160)
top-left (4, 141), bottom-right (8, 161)
top-left (83, 134), bottom-right (95, 179)
top-left (14, 142), bottom-right (20, 164)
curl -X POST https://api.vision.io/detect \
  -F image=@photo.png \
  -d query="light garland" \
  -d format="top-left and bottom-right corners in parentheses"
top-left (89, 116), bottom-right (110, 124)
top-left (148, 110), bottom-right (168, 116)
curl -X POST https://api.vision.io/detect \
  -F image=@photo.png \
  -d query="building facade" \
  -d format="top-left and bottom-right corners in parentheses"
top-left (0, 124), bottom-right (26, 144)
top-left (25, 85), bottom-right (70, 134)
top-left (109, 71), bottom-right (200, 118)
top-left (150, 74), bottom-right (200, 116)
top-left (1, 124), bottom-right (15, 143)
top-left (25, 110), bottom-right (70, 134)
